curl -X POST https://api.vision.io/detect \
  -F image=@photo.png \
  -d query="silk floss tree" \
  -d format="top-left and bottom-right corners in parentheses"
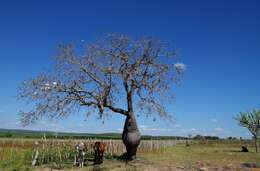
top-left (18, 33), bottom-right (185, 160)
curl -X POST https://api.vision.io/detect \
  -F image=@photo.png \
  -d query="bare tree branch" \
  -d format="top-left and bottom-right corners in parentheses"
top-left (18, 33), bottom-right (183, 125)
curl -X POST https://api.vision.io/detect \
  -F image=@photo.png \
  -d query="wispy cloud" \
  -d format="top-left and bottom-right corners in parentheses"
top-left (190, 128), bottom-right (197, 132)
top-left (139, 125), bottom-right (172, 132)
top-left (214, 127), bottom-right (224, 132)
top-left (210, 118), bottom-right (218, 123)
top-left (174, 124), bottom-right (182, 128)
top-left (22, 121), bottom-right (66, 132)
top-left (117, 125), bottom-right (173, 134)
top-left (50, 123), bottom-right (65, 131)
top-left (117, 128), bottom-right (123, 132)
top-left (15, 121), bottom-right (21, 126)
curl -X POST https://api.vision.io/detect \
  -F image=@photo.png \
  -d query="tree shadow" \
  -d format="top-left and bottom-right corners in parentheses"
top-left (111, 153), bottom-right (152, 166)
top-left (242, 163), bottom-right (260, 168)
top-left (84, 154), bottom-right (138, 171)
top-left (223, 148), bottom-right (252, 153)
top-left (85, 157), bottom-right (107, 166)
top-left (111, 153), bottom-right (128, 162)
top-left (223, 150), bottom-right (245, 153)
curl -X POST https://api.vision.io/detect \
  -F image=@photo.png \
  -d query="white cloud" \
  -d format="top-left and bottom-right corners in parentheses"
top-left (174, 124), bottom-right (182, 128)
top-left (190, 128), bottom-right (197, 132)
top-left (174, 63), bottom-right (186, 72)
top-left (131, 125), bottom-right (173, 132)
top-left (139, 125), bottom-right (148, 129)
top-left (215, 127), bottom-right (224, 132)
top-left (24, 121), bottom-right (66, 132)
top-left (117, 128), bottom-right (123, 132)
top-left (210, 118), bottom-right (218, 123)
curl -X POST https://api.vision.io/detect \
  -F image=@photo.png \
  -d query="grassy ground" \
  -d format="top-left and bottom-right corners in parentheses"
top-left (1, 140), bottom-right (260, 171)
top-left (137, 144), bottom-right (260, 170)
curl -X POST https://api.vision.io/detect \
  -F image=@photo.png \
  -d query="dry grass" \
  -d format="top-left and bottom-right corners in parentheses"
top-left (0, 138), bottom-right (183, 154)
top-left (0, 139), bottom-right (260, 171)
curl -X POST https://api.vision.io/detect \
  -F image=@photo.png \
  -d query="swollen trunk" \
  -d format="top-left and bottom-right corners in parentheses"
top-left (122, 113), bottom-right (141, 160)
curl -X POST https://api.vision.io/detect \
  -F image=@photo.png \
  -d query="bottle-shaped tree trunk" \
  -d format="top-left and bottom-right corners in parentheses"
top-left (122, 112), bottom-right (141, 160)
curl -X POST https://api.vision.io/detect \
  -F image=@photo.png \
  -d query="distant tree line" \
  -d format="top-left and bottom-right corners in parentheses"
top-left (0, 129), bottom-right (189, 140)
top-left (191, 134), bottom-right (220, 140)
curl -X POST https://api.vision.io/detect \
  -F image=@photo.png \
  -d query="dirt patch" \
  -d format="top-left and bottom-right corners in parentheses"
top-left (191, 161), bottom-right (256, 171)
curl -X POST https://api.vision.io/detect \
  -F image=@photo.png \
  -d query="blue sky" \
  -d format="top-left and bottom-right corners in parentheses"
top-left (0, 0), bottom-right (259, 138)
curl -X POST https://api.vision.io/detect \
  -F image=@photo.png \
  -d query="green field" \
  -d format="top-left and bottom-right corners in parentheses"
top-left (1, 138), bottom-right (260, 171)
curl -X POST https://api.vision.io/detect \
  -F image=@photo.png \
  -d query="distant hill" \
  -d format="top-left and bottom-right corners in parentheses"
top-left (0, 128), bottom-right (186, 140)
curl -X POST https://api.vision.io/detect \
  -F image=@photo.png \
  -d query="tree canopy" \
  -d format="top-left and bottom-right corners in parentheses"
top-left (18, 33), bottom-right (184, 126)
top-left (235, 108), bottom-right (260, 152)
top-left (235, 109), bottom-right (260, 138)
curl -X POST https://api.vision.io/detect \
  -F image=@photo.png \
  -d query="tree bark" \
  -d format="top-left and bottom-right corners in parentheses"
top-left (122, 112), bottom-right (141, 160)
top-left (254, 136), bottom-right (258, 153)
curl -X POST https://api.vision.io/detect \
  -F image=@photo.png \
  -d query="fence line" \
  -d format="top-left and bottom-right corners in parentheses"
top-left (0, 138), bottom-right (184, 156)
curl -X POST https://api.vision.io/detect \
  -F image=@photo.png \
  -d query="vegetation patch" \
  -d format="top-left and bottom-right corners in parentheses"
top-left (1, 139), bottom-right (260, 170)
